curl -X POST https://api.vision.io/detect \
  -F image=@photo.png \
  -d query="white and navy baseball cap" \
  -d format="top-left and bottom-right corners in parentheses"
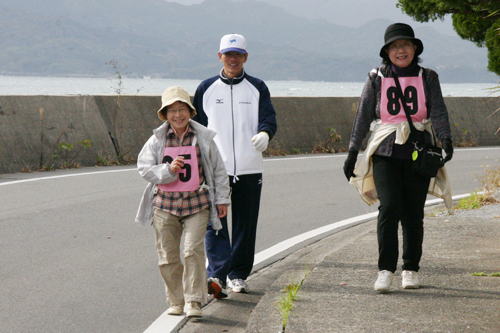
top-left (219, 33), bottom-right (247, 54)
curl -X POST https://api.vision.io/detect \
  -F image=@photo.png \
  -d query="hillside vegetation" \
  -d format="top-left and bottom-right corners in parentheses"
top-left (0, 0), bottom-right (497, 82)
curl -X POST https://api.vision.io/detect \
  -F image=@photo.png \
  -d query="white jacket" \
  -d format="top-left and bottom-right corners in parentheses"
top-left (193, 70), bottom-right (278, 176)
top-left (349, 119), bottom-right (452, 210)
top-left (135, 120), bottom-right (230, 229)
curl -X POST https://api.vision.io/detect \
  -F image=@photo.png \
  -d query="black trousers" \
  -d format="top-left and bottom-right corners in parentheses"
top-left (206, 173), bottom-right (262, 281)
top-left (372, 155), bottom-right (431, 273)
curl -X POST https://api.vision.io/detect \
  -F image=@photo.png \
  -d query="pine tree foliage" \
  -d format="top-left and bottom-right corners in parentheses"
top-left (398, 0), bottom-right (500, 74)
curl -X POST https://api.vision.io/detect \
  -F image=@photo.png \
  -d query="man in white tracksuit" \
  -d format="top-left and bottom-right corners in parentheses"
top-left (193, 33), bottom-right (277, 297)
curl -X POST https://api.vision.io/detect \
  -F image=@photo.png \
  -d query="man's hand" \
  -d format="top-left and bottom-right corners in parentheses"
top-left (252, 132), bottom-right (269, 152)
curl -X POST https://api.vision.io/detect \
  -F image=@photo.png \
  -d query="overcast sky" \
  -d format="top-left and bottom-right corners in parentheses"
top-left (165, 0), bottom-right (456, 36)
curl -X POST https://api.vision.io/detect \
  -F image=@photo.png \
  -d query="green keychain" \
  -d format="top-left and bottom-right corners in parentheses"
top-left (412, 150), bottom-right (419, 161)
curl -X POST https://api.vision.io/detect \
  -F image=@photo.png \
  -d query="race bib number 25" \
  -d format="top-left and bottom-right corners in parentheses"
top-left (158, 145), bottom-right (200, 192)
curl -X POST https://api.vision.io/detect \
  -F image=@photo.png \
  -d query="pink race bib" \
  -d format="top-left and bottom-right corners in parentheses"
top-left (158, 145), bottom-right (200, 192)
top-left (380, 76), bottom-right (427, 124)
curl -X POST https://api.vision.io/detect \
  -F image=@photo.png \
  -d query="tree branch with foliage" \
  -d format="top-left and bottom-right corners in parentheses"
top-left (397, 0), bottom-right (500, 75)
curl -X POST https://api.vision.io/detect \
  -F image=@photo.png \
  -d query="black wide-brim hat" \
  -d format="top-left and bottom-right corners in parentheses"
top-left (379, 23), bottom-right (424, 58)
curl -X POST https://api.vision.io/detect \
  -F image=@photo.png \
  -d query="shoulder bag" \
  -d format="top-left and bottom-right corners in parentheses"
top-left (393, 73), bottom-right (443, 178)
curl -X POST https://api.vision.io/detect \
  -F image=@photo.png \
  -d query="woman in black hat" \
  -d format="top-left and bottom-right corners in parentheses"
top-left (343, 23), bottom-right (454, 293)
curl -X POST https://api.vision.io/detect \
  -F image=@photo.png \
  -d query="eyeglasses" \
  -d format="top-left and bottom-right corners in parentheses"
top-left (388, 41), bottom-right (414, 51)
top-left (166, 107), bottom-right (190, 115)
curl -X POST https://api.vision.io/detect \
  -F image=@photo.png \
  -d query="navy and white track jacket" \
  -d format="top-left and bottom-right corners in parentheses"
top-left (193, 69), bottom-right (277, 177)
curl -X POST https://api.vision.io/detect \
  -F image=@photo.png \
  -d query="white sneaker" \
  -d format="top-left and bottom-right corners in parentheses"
top-left (374, 270), bottom-right (394, 293)
top-left (186, 301), bottom-right (202, 318)
top-left (227, 278), bottom-right (249, 293)
top-left (208, 277), bottom-right (228, 298)
top-left (402, 270), bottom-right (420, 289)
top-left (166, 304), bottom-right (184, 316)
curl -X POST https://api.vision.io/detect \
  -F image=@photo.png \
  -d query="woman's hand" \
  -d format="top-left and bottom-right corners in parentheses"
top-left (442, 138), bottom-right (453, 163)
top-left (169, 156), bottom-right (185, 173)
top-left (343, 150), bottom-right (358, 181)
top-left (217, 204), bottom-right (228, 218)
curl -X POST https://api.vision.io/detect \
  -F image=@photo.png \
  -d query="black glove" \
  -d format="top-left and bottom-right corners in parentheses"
top-left (343, 150), bottom-right (358, 181)
top-left (442, 137), bottom-right (453, 163)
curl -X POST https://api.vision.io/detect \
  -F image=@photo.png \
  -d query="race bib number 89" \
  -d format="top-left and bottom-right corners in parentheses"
top-left (380, 76), bottom-right (427, 124)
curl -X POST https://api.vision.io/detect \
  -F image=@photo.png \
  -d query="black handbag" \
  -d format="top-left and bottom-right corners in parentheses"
top-left (393, 74), bottom-right (443, 178)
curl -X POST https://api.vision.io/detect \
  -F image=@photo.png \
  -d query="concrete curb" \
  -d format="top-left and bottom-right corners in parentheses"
top-left (1, 96), bottom-right (499, 174)
top-left (176, 195), bottom-right (500, 332)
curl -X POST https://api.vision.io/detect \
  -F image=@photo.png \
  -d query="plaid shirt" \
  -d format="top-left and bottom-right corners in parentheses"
top-left (154, 125), bottom-right (210, 217)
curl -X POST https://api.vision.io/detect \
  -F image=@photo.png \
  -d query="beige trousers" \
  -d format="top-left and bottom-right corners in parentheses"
top-left (153, 208), bottom-right (209, 305)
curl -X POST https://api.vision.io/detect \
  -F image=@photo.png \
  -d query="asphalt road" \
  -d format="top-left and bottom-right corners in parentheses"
top-left (1, 148), bottom-right (499, 333)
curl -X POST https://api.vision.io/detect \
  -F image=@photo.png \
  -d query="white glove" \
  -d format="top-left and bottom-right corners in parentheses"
top-left (251, 132), bottom-right (269, 152)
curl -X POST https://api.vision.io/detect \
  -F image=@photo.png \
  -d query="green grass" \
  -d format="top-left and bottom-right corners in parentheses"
top-left (276, 266), bottom-right (312, 330)
top-left (455, 191), bottom-right (486, 210)
top-left (454, 166), bottom-right (500, 210)
top-left (471, 272), bottom-right (500, 277)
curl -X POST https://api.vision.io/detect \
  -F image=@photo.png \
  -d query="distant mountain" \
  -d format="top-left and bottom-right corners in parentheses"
top-left (0, 0), bottom-right (497, 83)
top-left (244, 0), bottom-right (457, 35)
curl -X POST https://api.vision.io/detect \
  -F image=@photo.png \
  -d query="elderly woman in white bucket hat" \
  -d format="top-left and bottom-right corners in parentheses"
top-left (135, 86), bottom-right (230, 318)
top-left (343, 23), bottom-right (454, 293)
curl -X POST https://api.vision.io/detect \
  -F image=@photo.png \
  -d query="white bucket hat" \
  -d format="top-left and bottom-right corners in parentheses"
top-left (219, 33), bottom-right (247, 54)
top-left (157, 86), bottom-right (196, 121)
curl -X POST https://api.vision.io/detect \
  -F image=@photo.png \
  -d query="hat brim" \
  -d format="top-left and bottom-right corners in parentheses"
top-left (157, 98), bottom-right (196, 121)
top-left (220, 47), bottom-right (247, 54)
top-left (379, 36), bottom-right (424, 58)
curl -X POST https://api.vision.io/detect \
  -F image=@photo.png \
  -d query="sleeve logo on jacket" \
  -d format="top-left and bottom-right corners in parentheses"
top-left (216, 99), bottom-right (224, 104)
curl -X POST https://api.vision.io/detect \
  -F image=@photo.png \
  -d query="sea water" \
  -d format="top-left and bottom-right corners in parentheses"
top-left (0, 75), bottom-right (498, 97)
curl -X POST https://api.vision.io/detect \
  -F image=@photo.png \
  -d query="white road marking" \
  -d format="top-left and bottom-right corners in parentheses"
top-left (1, 146), bottom-right (498, 187)
top-left (1, 148), bottom-right (496, 332)
top-left (143, 192), bottom-right (473, 333)
top-left (0, 168), bottom-right (137, 186)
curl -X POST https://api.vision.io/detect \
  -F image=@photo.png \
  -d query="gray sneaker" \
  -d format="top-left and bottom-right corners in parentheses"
top-left (374, 270), bottom-right (394, 293)
top-left (227, 278), bottom-right (249, 293)
top-left (402, 270), bottom-right (420, 289)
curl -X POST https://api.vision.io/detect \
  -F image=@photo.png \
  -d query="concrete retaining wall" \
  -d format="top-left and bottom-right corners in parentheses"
top-left (0, 95), bottom-right (499, 174)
